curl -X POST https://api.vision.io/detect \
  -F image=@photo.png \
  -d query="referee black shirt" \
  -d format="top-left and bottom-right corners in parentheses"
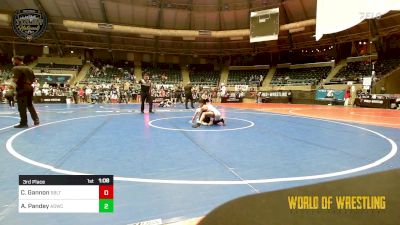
top-left (139, 79), bottom-right (151, 94)
top-left (12, 66), bottom-right (35, 96)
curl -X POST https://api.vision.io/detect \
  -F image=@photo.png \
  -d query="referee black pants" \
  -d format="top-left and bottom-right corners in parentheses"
top-left (185, 94), bottom-right (194, 108)
top-left (140, 92), bottom-right (153, 112)
top-left (17, 92), bottom-right (39, 126)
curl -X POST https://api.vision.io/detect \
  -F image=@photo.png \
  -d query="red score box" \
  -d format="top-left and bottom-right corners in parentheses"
top-left (99, 185), bottom-right (114, 199)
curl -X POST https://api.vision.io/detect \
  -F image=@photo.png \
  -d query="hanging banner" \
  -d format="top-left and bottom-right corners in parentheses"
top-left (12, 9), bottom-right (48, 41)
top-left (315, 89), bottom-right (345, 101)
top-left (234, 85), bottom-right (249, 92)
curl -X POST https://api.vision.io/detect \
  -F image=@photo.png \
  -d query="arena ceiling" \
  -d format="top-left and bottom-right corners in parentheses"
top-left (0, 0), bottom-right (399, 56)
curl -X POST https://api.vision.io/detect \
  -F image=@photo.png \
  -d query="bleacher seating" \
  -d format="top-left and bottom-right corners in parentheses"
top-left (331, 58), bottom-right (400, 84)
top-left (271, 66), bottom-right (331, 86)
top-left (374, 58), bottom-right (400, 77)
top-left (83, 66), bottom-right (132, 84)
top-left (35, 63), bottom-right (81, 71)
top-left (189, 71), bottom-right (220, 86)
top-left (188, 64), bottom-right (220, 86)
top-left (333, 61), bottom-right (370, 83)
top-left (227, 70), bottom-right (267, 86)
top-left (0, 64), bottom-right (13, 80)
top-left (142, 63), bottom-right (182, 85)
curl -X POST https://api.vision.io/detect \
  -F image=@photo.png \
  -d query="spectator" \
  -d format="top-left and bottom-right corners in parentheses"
top-left (350, 85), bottom-right (357, 106)
top-left (380, 86), bottom-right (386, 94)
top-left (85, 86), bottom-right (92, 103)
top-left (4, 78), bottom-right (16, 108)
top-left (78, 87), bottom-right (84, 102)
top-left (42, 81), bottom-right (49, 96)
top-left (344, 87), bottom-right (351, 106)
top-left (256, 91), bottom-right (262, 103)
top-left (72, 87), bottom-right (79, 104)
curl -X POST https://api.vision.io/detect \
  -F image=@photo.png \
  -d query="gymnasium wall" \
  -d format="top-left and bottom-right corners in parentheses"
top-left (38, 56), bottom-right (83, 65)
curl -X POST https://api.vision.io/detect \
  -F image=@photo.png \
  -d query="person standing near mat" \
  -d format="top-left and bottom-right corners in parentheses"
top-left (12, 56), bottom-right (39, 128)
top-left (176, 82), bottom-right (184, 103)
top-left (4, 77), bottom-right (16, 108)
top-left (139, 73), bottom-right (153, 113)
top-left (184, 82), bottom-right (194, 109)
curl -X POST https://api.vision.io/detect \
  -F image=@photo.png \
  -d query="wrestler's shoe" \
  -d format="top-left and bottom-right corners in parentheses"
top-left (192, 122), bottom-right (201, 128)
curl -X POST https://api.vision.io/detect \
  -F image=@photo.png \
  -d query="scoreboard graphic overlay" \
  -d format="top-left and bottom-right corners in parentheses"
top-left (19, 175), bottom-right (114, 213)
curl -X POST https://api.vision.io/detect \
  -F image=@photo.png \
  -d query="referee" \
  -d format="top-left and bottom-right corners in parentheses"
top-left (184, 82), bottom-right (194, 109)
top-left (12, 56), bottom-right (39, 128)
top-left (139, 73), bottom-right (153, 113)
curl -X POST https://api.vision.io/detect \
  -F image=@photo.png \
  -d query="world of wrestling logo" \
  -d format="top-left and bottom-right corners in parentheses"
top-left (12, 9), bottom-right (48, 41)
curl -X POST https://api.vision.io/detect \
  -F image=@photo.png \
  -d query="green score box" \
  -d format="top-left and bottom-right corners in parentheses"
top-left (99, 199), bottom-right (114, 213)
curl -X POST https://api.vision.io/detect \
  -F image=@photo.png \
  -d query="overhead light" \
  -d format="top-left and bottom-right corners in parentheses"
top-left (230, 36), bottom-right (244, 41)
top-left (363, 41), bottom-right (367, 45)
top-left (44, 45), bottom-right (48, 48)
top-left (359, 41), bottom-right (362, 44)
top-left (289, 27), bottom-right (305, 33)
top-left (140, 34), bottom-right (154, 38)
top-left (183, 37), bottom-right (196, 41)
top-left (70, 50), bottom-right (74, 54)
top-left (67, 28), bottom-right (84, 33)
top-left (0, 13), bottom-right (11, 26)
